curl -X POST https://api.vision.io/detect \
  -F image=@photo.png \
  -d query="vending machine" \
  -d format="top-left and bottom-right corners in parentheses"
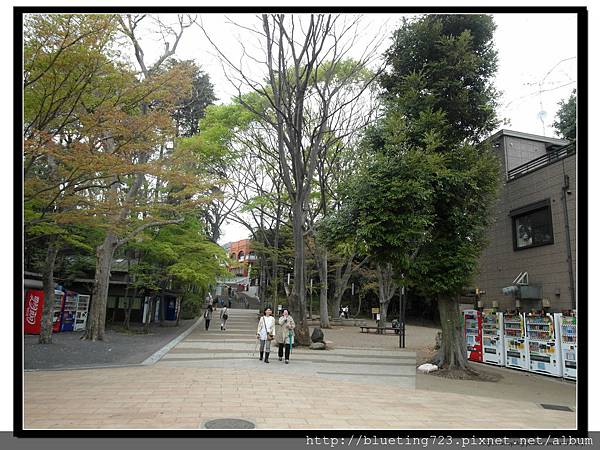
top-left (52, 290), bottom-right (65, 333)
top-left (482, 310), bottom-right (505, 366)
top-left (74, 294), bottom-right (90, 332)
top-left (24, 290), bottom-right (44, 334)
top-left (503, 311), bottom-right (528, 371)
top-left (60, 291), bottom-right (78, 332)
top-left (24, 289), bottom-right (64, 334)
top-left (525, 311), bottom-right (562, 377)
top-left (464, 309), bottom-right (483, 362)
top-left (559, 311), bottom-right (576, 380)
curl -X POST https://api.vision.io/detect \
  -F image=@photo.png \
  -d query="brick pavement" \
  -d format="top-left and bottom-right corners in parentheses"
top-left (23, 308), bottom-right (576, 430)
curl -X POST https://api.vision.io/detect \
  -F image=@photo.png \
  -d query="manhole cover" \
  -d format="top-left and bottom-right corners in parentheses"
top-left (540, 404), bottom-right (573, 412)
top-left (204, 418), bottom-right (255, 429)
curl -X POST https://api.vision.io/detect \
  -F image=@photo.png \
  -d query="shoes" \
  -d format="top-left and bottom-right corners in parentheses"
top-left (264, 353), bottom-right (270, 363)
top-left (285, 360), bottom-right (289, 364)
top-left (279, 357), bottom-right (282, 361)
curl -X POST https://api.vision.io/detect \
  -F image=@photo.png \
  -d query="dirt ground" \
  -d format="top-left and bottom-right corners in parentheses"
top-left (24, 319), bottom-right (198, 370)
top-left (311, 319), bottom-right (576, 409)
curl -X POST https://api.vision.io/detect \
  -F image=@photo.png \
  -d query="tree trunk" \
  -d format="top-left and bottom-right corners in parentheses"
top-left (291, 203), bottom-right (309, 345)
top-left (378, 290), bottom-right (389, 327)
top-left (124, 284), bottom-right (137, 330)
top-left (84, 233), bottom-right (118, 341)
top-left (259, 254), bottom-right (267, 301)
top-left (271, 208), bottom-right (281, 305)
top-left (376, 262), bottom-right (398, 328)
top-left (354, 291), bottom-right (363, 319)
top-left (318, 248), bottom-right (330, 328)
top-left (39, 239), bottom-right (59, 344)
top-left (159, 289), bottom-right (165, 326)
top-left (144, 297), bottom-right (155, 333)
top-left (433, 295), bottom-right (469, 370)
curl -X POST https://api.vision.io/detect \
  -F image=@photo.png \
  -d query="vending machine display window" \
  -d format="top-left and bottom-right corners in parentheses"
top-left (74, 294), bottom-right (90, 332)
top-left (525, 312), bottom-right (562, 377)
top-left (464, 309), bottom-right (483, 362)
top-left (60, 292), bottom-right (78, 332)
top-left (503, 312), bottom-right (528, 371)
top-left (482, 311), bottom-right (504, 366)
top-left (560, 313), bottom-right (576, 380)
top-left (52, 290), bottom-right (65, 333)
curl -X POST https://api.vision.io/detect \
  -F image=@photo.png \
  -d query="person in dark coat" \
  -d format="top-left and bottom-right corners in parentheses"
top-left (204, 304), bottom-right (213, 330)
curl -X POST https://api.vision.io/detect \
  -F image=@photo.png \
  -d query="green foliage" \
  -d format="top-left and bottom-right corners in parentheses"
top-left (131, 217), bottom-right (228, 291)
top-left (322, 14), bottom-right (501, 299)
top-left (180, 292), bottom-right (204, 319)
top-left (553, 89), bottom-right (576, 140)
top-left (168, 59), bottom-right (217, 137)
top-left (381, 14), bottom-right (499, 147)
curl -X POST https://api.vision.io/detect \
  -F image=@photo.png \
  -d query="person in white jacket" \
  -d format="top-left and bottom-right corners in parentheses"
top-left (256, 307), bottom-right (276, 363)
top-left (220, 306), bottom-right (229, 331)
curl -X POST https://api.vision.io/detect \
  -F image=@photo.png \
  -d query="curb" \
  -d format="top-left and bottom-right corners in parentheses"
top-left (141, 317), bottom-right (202, 365)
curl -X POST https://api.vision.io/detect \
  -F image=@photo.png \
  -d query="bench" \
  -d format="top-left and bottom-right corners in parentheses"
top-left (359, 326), bottom-right (399, 335)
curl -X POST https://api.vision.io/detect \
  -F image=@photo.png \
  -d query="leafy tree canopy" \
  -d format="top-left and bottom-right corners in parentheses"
top-left (553, 89), bottom-right (576, 140)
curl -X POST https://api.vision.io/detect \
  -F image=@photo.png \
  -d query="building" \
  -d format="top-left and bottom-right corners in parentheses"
top-left (217, 239), bottom-right (259, 300)
top-left (473, 130), bottom-right (576, 312)
top-left (223, 239), bottom-right (257, 277)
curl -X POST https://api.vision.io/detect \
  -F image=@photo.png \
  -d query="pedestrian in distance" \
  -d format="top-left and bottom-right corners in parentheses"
top-left (276, 308), bottom-right (295, 364)
top-left (256, 306), bottom-right (275, 363)
top-left (204, 304), bottom-right (213, 331)
top-left (220, 305), bottom-right (229, 331)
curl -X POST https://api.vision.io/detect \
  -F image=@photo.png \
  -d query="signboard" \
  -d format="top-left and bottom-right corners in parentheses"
top-left (371, 308), bottom-right (380, 314)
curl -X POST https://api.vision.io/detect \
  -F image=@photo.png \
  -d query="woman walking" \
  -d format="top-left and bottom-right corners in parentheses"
top-left (204, 304), bottom-right (213, 331)
top-left (276, 308), bottom-right (295, 364)
top-left (256, 307), bottom-right (275, 363)
top-left (220, 305), bottom-right (229, 331)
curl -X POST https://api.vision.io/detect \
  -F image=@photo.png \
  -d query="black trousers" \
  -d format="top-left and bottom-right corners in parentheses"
top-left (278, 343), bottom-right (291, 360)
top-left (205, 319), bottom-right (210, 330)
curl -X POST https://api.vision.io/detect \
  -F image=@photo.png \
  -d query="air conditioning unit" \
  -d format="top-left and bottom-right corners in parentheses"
top-left (517, 285), bottom-right (542, 300)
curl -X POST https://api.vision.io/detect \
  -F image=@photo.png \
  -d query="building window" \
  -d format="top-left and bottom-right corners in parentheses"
top-left (510, 199), bottom-right (554, 250)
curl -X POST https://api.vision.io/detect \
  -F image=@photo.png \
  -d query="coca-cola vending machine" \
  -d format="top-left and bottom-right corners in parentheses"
top-left (24, 289), bottom-right (65, 334)
top-left (24, 290), bottom-right (44, 334)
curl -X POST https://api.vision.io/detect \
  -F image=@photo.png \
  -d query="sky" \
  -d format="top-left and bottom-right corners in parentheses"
top-left (137, 13), bottom-right (578, 244)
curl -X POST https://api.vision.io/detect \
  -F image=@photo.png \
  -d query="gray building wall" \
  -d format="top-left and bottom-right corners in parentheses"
top-left (474, 132), bottom-right (576, 312)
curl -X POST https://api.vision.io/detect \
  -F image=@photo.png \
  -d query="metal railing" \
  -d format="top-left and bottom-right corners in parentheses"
top-left (507, 142), bottom-right (575, 181)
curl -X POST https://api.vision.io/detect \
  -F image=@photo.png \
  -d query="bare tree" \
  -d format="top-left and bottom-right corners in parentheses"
top-left (201, 13), bottom-right (383, 344)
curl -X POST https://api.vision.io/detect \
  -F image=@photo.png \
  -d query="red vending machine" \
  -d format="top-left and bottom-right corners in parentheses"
top-left (52, 290), bottom-right (65, 333)
top-left (24, 289), bottom-right (64, 334)
top-left (464, 309), bottom-right (483, 362)
top-left (24, 290), bottom-right (44, 334)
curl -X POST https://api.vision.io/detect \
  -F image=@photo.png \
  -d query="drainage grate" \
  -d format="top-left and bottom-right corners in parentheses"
top-left (203, 418), bottom-right (256, 429)
top-left (540, 404), bottom-right (573, 412)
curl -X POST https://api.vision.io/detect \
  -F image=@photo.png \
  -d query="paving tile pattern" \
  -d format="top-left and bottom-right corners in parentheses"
top-left (23, 309), bottom-right (576, 429)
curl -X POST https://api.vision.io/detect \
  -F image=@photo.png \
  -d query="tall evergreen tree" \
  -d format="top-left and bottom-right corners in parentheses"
top-left (323, 14), bottom-right (501, 371)
top-left (381, 14), bottom-right (501, 371)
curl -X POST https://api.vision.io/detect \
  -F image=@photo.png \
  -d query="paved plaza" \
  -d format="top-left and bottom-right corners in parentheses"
top-left (23, 309), bottom-right (576, 430)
